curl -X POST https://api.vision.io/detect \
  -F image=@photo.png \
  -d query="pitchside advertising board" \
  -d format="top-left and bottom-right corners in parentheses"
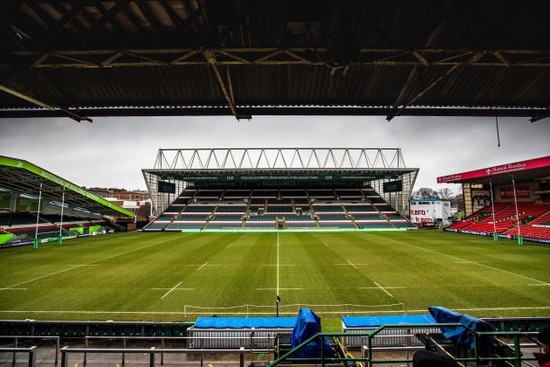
top-left (410, 200), bottom-right (451, 227)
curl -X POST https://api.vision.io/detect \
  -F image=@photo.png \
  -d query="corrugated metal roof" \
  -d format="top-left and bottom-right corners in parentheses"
top-left (0, 0), bottom-right (548, 122)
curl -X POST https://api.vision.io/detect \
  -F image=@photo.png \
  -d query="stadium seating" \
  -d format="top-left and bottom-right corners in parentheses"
top-left (449, 202), bottom-right (550, 241)
top-left (145, 185), bottom-right (413, 231)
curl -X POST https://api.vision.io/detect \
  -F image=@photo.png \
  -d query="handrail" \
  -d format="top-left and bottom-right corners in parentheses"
top-left (60, 346), bottom-right (272, 367)
top-left (0, 335), bottom-right (59, 365)
top-left (0, 346), bottom-right (37, 367)
top-left (266, 323), bottom-right (544, 367)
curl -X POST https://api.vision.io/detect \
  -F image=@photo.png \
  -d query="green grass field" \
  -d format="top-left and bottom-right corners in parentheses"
top-left (0, 231), bottom-right (549, 328)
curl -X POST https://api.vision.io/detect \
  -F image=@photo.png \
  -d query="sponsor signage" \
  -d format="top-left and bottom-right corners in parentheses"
top-left (171, 174), bottom-right (378, 182)
top-left (437, 156), bottom-right (550, 183)
top-left (500, 185), bottom-right (531, 199)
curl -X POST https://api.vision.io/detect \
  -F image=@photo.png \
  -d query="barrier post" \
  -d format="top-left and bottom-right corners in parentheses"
top-left (240, 346), bottom-right (245, 367)
top-left (13, 337), bottom-right (18, 364)
top-left (60, 346), bottom-right (68, 367)
top-left (55, 337), bottom-right (60, 365)
top-left (122, 338), bottom-right (126, 366)
top-left (28, 346), bottom-right (37, 367)
top-left (149, 347), bottom-right (155, 367)
top-left (513, 336), bottom-right (521, 367)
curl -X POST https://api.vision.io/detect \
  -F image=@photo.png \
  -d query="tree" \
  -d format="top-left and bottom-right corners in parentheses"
top-left (413, 187), bottom-right (439, 199)
top-left (437, 188), bottom-right (454, 200)
top-left (136, 202), bottom-right (152, 219)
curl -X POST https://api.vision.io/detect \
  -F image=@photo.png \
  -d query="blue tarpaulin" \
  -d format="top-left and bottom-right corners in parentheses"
top-left (291, 308), bottom-right (334, 359)
top-left (194, 317), bottom-right (297, 329)
top-left (428, 306), bottom-right (494, 357)
top-left (342, 314), bottom-right (436, 328)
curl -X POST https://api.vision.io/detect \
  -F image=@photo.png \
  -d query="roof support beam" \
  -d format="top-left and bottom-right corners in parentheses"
top-left (530, 108), bottom-right (550, 123)
top-left (386, 52), bottom-right (485, 121)
top-left (0, 84), bottom-right (92, 123)
top-left (203, 50), bottom-right (249, 120)
top-left (14, 48), bottom-right (550, 69)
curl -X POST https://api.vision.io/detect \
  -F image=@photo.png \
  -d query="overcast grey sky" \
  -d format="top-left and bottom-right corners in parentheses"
top-left (0, 115), bottom-right (548, 194)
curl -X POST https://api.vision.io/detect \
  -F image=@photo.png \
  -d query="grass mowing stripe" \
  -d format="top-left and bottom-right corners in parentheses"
top-left (1, 231), bottom-right (549, 322)
top-left (3, 305), bottom-right (550, 317)
top-left (2, 233), bottom-right (192, 289)
top-left (366, 232), bottom-right (549, 285)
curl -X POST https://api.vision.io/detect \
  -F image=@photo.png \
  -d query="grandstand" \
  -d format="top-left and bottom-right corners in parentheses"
top-left (142, 148), bottom-right (417, 232)
top-left (440, 155), bottom-right (550, 243)
top-left (0, 156), bottom-right (134, 248)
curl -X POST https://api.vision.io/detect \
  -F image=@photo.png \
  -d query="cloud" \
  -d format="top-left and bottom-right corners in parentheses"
top-left (0, 115), bottom-right (548, 193)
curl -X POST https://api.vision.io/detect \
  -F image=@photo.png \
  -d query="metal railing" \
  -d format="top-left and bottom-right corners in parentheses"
top-left (0, 335), bottom-right (60, 365)
top-left (0, 346), bottom-right (37, 367)
top-left (1, 324), bottom-right (546, 367)
top-left (60, 346), bottom-right (272, 367)
top-left (266, 323), bottom-right (545, 367)
top-left (83, 334), bottom-right (276, 365)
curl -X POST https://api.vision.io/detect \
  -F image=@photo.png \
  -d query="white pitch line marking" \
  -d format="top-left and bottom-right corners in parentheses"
top-left (366, 233), bottom-right (550, 286)
top-left (359, 286), bottom-right (406, 290)
top-left (528, 284), bottom-right (550, 287)
top-left (152, 288), bottom-right (194, 291)
top-left (2, 235), bottom-right (191, 290)
top-left (197, 262), bottom-right (209, 271)
top-left (335, 263), bottom-right (368, 266)
top-left (347, 260), bottom-right (358, 269)
top-left (256, 288), bottom-right (303, 291)
top-left (185, 264), bottom-right (220, 267)
top-left (2, 306), bottom-right (550, 316)
top-left (373, 281), bottom-right (394, 298)
top-left (276, 232), bottom-right (280, 296)
top-left (261, 264), bottom-right (295, 267)
top-left (161, 282), bottom-right (182, 299)
top-left (67, 264), bottom-right (100, 267)
top-left (226, 244), bottom-right (232, 248)
top-left (0, 288), bottom-right (27, 291)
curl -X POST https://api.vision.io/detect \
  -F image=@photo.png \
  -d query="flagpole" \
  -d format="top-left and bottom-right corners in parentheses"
top-left (33, 183), bottom-right (43, 249)
top-left (58, 186), bottom-right (65, 245)
top-left (511, 174), bottom-right (523, 245)
top-left (489, 179), bottom-right (498, 242)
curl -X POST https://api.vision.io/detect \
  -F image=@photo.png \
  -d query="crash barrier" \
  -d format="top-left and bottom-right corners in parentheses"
top-left (60, 346), bottom-right (272, 367)
top-left (267, 324), bottom-right (546, 367)
top-left (0, 320), bottom-right (193, 338)
top-left (0, 336), bottom-right (60, 365)
top-left (84, 335), bottom-right (280, 365)
top-left (0, 346), bottom-right (37, 367)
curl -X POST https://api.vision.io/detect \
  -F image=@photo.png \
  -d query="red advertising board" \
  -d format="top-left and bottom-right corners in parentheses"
top-left (500, 185), bottom-right (531, 199)
top-left (437, 156), bottom-right (550, 183)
